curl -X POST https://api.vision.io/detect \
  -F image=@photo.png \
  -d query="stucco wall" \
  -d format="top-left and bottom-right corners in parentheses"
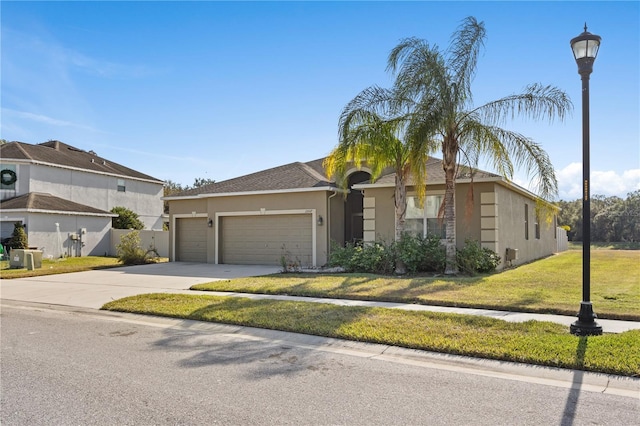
top-left (8, 163), bottom-right (164, 229)
top-left (360, 181), bottom-right (558, 270)
top-left (168, 191), bottom-right (333, 266)
top-left (360, 183), bottom-right (490, 248)
top-left (493, 183), bottom-right (558, 267)
top-left (23, 213), bottom-right (112, 258)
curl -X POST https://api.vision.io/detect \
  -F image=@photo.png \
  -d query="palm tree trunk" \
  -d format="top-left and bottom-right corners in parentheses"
top-left (443, 146), bottom-right (458, 275)
top-left (394, 173), bottom-right (407, 275)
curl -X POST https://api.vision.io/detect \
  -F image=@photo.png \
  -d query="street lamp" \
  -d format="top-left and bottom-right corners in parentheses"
top-left (570, 24), bottom-right (602, 336)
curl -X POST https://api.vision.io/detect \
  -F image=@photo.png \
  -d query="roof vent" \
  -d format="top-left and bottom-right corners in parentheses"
top-left (91, 159), bottom-right (95, 163)
top-left (102, 161), bottom-right (106, 166)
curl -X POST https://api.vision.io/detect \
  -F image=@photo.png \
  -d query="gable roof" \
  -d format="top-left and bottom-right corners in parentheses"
top-left (166, 156), bottom-right (506, 200)
top-left (360, 157), bottom-right (501, 187)
top-left (0, 192), bottom-right (116, 217)
top-left (175, 158), bottom-right (335, 197)
top-left (0, 140), bottom-right (163, 183)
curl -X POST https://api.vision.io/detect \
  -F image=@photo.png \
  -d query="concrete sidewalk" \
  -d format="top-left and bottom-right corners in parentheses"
top-left (1, 262), bottom-right (638, 333)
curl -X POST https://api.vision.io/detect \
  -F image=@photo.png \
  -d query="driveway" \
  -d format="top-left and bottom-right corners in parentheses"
top-left (0, 262), bottom-right (281, 309)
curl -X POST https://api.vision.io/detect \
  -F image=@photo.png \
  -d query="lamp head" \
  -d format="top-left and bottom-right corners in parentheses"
top-left (570, 23), bottom-right (601, 75)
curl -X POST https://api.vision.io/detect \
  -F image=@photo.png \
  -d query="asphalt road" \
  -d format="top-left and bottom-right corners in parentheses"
top-left (1, 303), bottom-right (638, 425)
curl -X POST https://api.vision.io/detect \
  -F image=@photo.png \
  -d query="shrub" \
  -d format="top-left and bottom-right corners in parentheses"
top-left (116, 231), bottom-right (152, 265)
top-left (8, 222), bottom-right (28, 249)
top-left (328, 241), bottom-right (394, 274)
top-left (280, 244), bottom-right (301, 273)
top-left (329, 235), bottom-right (445, 275)
top-left (394, 233), bottom-right (425, 274)
top-left (419, 234), bottom-right (447, 273)
top-left (456, 239), bottom-right (501, 275)
top-left (111, 206), bottom-right (144, 230)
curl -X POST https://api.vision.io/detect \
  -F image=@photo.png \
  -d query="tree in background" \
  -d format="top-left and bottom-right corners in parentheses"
top-left (192, 177), bottom-right (215, 188)
top-left (110, 206), bottom-right (145, 230)
top-left (556, 190), bottom-right (639, 242)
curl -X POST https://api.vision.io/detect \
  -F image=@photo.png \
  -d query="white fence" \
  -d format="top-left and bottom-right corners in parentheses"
top-left (110, 229), bottom-right (169, 258)
top-left (556, 227), bottom-right (569, 252)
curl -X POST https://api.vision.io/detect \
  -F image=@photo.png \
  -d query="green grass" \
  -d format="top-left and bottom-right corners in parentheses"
top-left (0, 256), bottom-right (123, 278)
top-left (191, 250), bottom-right (640, 320)
top-left (102, 293), bottom-right (640, 377)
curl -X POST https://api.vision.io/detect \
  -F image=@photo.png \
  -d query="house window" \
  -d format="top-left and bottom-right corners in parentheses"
top-left (405, 195), bottom-right (446, 239)
top-left (524, 204), bottom-right (529, 240)
top-left (535, 211), bottom-right (540, 239)
top-left (0, 165), bottom-right (17, 190)
top-left (117, 179), bottom-right (126, 192)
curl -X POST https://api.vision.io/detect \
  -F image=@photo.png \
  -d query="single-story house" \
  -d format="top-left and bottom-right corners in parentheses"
top-left (164, 157), bottom-right (563, 270)
top-left (1, 140), bottom-right (165, 257)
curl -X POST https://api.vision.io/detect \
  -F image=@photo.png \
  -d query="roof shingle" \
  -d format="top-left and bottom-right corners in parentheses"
top-left (0, 192), bottom-right (114, 216)
top-left (1, 140), bottom-right (162, 182)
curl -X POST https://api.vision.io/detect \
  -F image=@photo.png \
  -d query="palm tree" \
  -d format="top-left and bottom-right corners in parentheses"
top-left (387, 16), bottom-right (572, 274)
top-left (324, 86), bottom-right (433, 274)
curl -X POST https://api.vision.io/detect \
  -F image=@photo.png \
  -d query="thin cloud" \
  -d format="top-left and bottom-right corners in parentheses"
top-left (90, 143), bottom-right (212, 166)
top-left (3, 27), bottom-right (161, 80)
top-left (2, 108), bottom-right (100, 132)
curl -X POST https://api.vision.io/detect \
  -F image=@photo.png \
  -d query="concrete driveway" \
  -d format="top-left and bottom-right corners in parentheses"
top-left (0, 262), bottom-right (281, 309)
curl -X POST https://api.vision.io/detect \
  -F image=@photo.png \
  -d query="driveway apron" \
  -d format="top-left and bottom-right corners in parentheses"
top-left (0, 262), bottom-right (281, 309)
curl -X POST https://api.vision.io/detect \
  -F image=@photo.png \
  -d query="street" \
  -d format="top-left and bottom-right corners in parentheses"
top-left (1, 302), bottom-right (638, 425)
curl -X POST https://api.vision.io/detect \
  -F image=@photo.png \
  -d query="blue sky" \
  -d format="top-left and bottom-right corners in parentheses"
top-left (2, 1), bottom-right (638, 200)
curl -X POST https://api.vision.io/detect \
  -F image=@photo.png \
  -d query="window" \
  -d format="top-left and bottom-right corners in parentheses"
top-left (405, 195), bottom-right (445, 238)
top-left (535, 210), bottom-right (540, 239)
top-left (117, 178), bottom-right (126, 192)
top-left (0, 165), bottom-right (17, 190)
top-left (524, 204), bottom-right (529, 240)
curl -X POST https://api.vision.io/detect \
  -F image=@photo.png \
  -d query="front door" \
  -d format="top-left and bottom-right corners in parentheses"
top-left (344, 171), bottom-right (370, 244)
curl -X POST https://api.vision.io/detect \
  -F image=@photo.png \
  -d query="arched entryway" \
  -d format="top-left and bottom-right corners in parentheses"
top-left (345, 171), bottom-right (370, 244)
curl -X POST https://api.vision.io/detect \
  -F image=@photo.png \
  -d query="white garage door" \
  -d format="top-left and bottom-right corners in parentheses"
top-left (175, 217), bottom-right (207, 262)
top-left (221, 214), bottom-right (312, 266)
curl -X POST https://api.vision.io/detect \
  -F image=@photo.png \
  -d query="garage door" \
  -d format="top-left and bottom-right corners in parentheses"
top-left (175, 217), bottom-right (207, 262)
top-left (221, 214), bottom-right (312, 266)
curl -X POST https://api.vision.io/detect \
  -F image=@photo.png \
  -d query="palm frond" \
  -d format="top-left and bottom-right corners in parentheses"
top-left (447, 16), bottom-right (486, 105)
top-left (463, 121), bottom-right (559, 200)
top-left (472, 83), bottom-right (573, 127)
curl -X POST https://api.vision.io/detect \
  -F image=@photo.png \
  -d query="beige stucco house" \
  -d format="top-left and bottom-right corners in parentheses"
top-left (165, 157), bottom-right (564, 270)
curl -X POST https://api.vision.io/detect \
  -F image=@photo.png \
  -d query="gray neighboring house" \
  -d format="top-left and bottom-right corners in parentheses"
top-left (1, 140), bottom-right (164, 258)
top-left (165, 157), bottom-right (563, 270)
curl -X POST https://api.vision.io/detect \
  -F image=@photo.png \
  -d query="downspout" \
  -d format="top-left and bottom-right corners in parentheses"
top-left (327, 189), bottom-right (339, 259)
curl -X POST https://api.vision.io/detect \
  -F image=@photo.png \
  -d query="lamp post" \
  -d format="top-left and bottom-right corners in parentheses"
top-left (569, 24), bottom-right (602, 336)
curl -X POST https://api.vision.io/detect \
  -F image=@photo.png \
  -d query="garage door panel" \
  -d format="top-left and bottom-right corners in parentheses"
top-left (176, 218), bottom-right (207, 262)
top-left (221, 215), bottom-right (312, 266)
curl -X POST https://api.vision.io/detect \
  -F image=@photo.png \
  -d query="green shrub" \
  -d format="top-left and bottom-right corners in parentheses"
top-left (351, 243), bottom-right (395, 274)
top-left (329, 234), bottom-right (445, 275)
top-left (328, 241), bottom-right (394, 274)
top-left (456, 239), bottom-right (501, 275)
top-left (116, 231), bottom-right (152, 265)
top-left (111, 206), bottom-right (144, 230)
top-left (394, 233), bottom-right (425, 273)
top-left (419, 234), bottom-right (447, 273)
top-left (8, 222), bottom-right (28, 249)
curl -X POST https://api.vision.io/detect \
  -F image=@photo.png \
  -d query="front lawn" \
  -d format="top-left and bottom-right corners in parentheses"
top-left (192, 250), bottom-right (640, 320)
top-left (102, 293), bottom-right (640, 377)
top-left (0, 256), bottom-right (122, 279)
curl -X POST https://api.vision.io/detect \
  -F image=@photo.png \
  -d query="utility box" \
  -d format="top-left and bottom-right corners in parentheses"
top-left (505, 248), bottom-right (519, 261)
top-left (10, 249), bottom-right (43, 269)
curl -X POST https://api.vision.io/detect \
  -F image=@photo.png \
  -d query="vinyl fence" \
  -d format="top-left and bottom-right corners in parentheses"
top-left (110, 229), bottom-right (169, 258)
